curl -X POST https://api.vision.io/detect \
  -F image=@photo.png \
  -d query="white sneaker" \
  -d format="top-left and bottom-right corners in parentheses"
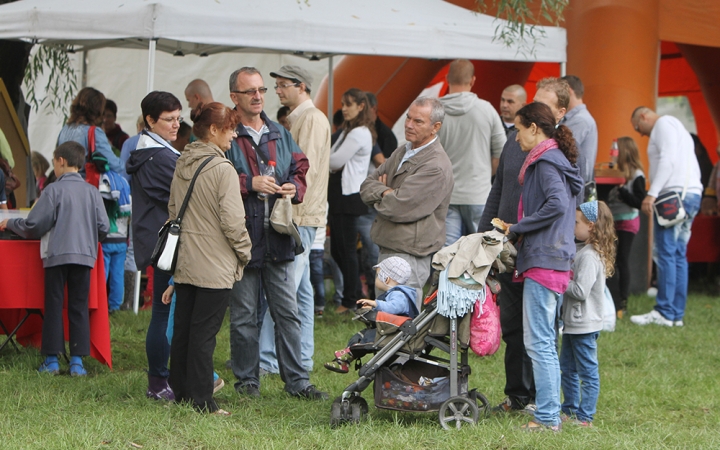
top-left (674, 320), bottom-right (684, 327)
top-left (630, 310), bottom-right (673, 327)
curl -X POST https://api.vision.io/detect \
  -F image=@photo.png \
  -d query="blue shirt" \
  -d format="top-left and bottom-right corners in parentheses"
top-left (398, 136), bottom-right (438, 171)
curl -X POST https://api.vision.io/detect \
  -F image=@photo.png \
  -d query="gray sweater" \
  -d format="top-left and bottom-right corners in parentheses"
top-left (562, 243), bottom-right (605, 334)
top-left (478, 131), bottom-right (526, 230)
top-left (8, 172), bottom-right (109, 268)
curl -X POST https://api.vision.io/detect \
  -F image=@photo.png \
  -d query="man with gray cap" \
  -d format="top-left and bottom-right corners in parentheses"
top-left (258, 65), bottom-right (331, 376)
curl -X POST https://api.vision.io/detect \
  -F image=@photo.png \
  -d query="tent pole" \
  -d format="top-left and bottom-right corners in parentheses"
top-left (560, 62), bottom-right (566, 77)
top-left (147, 39), bottom-right (157, 93)
top-left (328, 55), bottom-right (334, 124)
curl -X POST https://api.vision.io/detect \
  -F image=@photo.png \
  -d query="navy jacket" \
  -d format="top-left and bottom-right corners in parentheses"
top-left (509, 148), bottom-right (583, 274)
top-left (225, 112), bottom-right (308, 269)
top-left (126, 131), bottom-right (179, 270)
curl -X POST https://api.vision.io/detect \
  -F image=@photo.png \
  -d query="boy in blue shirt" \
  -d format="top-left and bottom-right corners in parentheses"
top-left (0, 142), bottom-right (109, 376)
top-left (324, 256), bottom-right (418, 373)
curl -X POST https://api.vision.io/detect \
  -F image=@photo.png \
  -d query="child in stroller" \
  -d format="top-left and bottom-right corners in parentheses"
top-left (324, 256), bottom-right (419, 373)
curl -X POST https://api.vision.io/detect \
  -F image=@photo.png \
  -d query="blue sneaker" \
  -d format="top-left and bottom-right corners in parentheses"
top-left (69, 356), bottom-right (87, 377)
top-left (38, 356), bottom-right (60, 375)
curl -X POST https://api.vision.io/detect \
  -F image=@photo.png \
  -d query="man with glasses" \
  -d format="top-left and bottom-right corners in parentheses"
top-left (629, 107), bottom-right (702, 328)
top-left (256, 65), bottom-right (331, 378)
top-left (225, 67), bottom-right (327, 400)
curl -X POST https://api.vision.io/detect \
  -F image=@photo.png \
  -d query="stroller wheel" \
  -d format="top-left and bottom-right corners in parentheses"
top-left (439, 396), bottom-right (478, 430)
top-left (349, 395), bottom-right (369, 415)
top-left (469, 389), bottom-right (490, 415)
top-left (350, 403), bottom-right (363, 424)
top-left (330, 401), bottom-right (343, 428)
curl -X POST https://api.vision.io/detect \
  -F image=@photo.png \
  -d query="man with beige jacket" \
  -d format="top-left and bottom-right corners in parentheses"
top-left (259, 66), bottom-right (331, 375)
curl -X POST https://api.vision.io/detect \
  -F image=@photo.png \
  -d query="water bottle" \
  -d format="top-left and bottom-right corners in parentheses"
top-left (610, 139), bottom-right (619, 169)
top-left (257, 160), bottom-right (276, 200)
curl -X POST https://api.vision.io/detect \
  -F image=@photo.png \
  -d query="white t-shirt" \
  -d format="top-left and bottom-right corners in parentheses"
top-left (329, 127), bottom-right (372, 195)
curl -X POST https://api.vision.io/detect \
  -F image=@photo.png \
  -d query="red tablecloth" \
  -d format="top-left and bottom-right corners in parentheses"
top-left (0, 240), bottom-right (112, 368)
top-left (687, 215), bottom-right (720, 263)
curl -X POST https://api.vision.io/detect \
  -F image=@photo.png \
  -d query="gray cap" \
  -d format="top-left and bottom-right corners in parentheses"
top-left (373, 257), bottom-right (412, 285)
top-left (270, 65), bottom-right (313, 90)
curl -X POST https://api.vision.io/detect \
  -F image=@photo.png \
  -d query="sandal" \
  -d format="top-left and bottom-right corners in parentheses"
top-left (323, 359), bottom-right (349, 374)
top-left (212, 409), bottom-right (231, 416)
top-left (333, 348), bottom-right (352, 360)
top-left (520, 420), bottom-right (561, 432)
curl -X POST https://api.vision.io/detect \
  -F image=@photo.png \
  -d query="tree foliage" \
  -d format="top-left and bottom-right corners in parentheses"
top-left (23, 45), bottom-right (78, 117)
top-left (477, 0), bottom-right (568, 57)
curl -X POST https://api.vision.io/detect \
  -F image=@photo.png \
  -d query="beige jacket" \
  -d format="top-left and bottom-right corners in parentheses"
top-left (360, 139), bottom-right (454, 257)
top-left (168, 141), bottom-right (252, 289)
top-left (288, 99), bottom-right (331, 227)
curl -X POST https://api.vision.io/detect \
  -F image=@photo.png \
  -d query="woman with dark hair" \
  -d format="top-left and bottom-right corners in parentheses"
top-left (164, 102), bottom-right (252, 415)
top-left (328, 88), bottom-right (375, 314)
top-left (507, 102), bottom-right (584, 432)
top-left (57, 87), bottom-right (123, 173)
top-left (126, 91), bottom-right (183, 401)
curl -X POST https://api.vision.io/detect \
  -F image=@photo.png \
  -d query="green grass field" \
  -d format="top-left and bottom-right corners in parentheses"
top-left (1, 292), bottom-right (718, 449)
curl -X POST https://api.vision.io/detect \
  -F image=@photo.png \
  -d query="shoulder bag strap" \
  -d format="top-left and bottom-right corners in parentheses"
top-left (88, 125), bottom-right (96, 157)
top-left (176, 156), bottom-right (215, 225)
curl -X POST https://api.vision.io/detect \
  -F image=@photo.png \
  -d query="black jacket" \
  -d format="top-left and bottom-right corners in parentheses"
top-left (126, 131), bottom-right (179, 270)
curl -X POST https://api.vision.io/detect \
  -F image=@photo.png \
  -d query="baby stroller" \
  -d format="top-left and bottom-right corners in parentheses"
top-left (329, 230), bottom-right (511, 430)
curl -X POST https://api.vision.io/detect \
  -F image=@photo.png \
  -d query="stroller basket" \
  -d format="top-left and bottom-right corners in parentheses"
top-left (374, 359), bottom-right (469, 412)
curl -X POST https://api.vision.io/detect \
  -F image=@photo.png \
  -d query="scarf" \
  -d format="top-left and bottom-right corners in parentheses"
top-left (517, 138), bottom-right (558, 186)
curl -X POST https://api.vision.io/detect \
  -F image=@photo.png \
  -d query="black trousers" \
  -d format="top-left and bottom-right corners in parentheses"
top-left (328, 213), bottom-right (363, 309)
top-left (497, 272), bottom-right (535, 408)
top-left (609, 230), bottom-right (636, 312)
top-left (169, 283), bottom-right (230, 413)
top-left (42, 264), bottom-right (91, 356)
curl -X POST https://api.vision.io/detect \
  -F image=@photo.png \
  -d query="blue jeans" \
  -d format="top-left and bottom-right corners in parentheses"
top-left (229, 257), bottom-right (310, 394)
top-left (102, 242), bottom-right (127, 311)
top-left (310, 249), bottom-right (326, 310)
top-left (653, 193), bottom-right (700, 321)
top-left (147, 270), bottom-right (172, 378)
top-left (560, 332), bottom-right (600, 423)
top-left (445, 204), bottom-right (485, 246)
top-left (523, 278), bottom-right (561, 426)
top-left (259, 226), bottom-right (316, 373)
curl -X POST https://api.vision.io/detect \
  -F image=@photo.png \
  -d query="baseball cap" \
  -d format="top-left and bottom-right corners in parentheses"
top-left (270, 65), bottom-right (313, 90)
top-left (373, 257), bottom-right (411, 285)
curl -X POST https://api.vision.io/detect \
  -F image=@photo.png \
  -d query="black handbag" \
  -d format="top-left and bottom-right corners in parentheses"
top-left (151, 156), bottom-right (215, 273)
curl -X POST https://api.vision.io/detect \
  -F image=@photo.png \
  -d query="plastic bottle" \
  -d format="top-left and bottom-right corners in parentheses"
top-left (257, 160), bottom-right (276, 200)
top-left (610, 138), bottom-right (619, 169)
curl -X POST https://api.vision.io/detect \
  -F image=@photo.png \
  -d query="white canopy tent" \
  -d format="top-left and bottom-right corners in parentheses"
top-left (1, 0), bottom-right (566, 311)
top-left (0, 0), bottom-right (566, 62)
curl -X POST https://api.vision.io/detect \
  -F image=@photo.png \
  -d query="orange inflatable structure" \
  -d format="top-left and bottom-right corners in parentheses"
top-left (315, 0), bottom-right (720, 166)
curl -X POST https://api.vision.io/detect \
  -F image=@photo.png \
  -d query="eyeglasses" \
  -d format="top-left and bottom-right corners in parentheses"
top-left (274, 83), bottom-right (299, 90)
top-left (158, 116), bottom-right (183, 124)
top-left (231, 87), bottom-right (268, 96)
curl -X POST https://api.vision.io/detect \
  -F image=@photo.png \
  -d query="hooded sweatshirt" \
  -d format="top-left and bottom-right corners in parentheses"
top-left (562, 243), bottom-right (606, 334)
top-left (125, 131), bottom-right (179, 270)
top-left (510, 148), bottom-right (584, 274)
top-left (438, 92), bottom-right (507, 205)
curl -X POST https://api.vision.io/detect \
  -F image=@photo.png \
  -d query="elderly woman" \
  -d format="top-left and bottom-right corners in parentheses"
top-left (165, 102), bottom-right (251, 415)
top-left (126, 91), bottom-right (183, 401)
top-left (508, 102), bottom-right (583, 431)
top-left (328, 88), bottom-right (375, 314)
top-left (57, 87), bottom-right (123, 174)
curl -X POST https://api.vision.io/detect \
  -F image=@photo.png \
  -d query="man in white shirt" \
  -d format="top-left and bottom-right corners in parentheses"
top-left (630, 107), bottom-right (702, 327)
